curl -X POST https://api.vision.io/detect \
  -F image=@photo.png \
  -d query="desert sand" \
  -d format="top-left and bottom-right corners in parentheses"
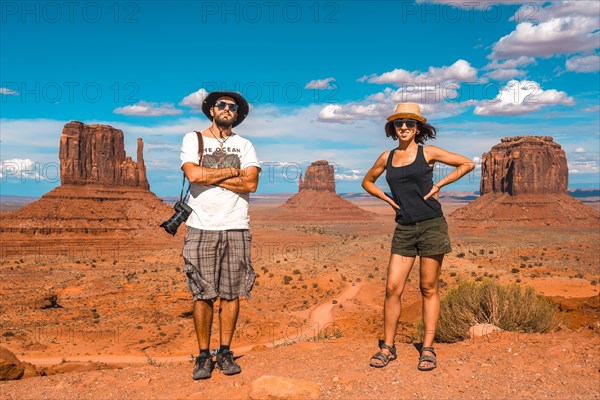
top-left (1, 197), bottom-right (599, 399)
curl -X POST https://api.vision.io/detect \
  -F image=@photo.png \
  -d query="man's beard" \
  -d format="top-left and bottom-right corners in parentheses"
top-left (214, 114), bottom-right (234, 129)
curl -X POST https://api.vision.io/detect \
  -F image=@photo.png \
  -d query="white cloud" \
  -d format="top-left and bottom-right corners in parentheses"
top-left (491, 1), bottom-right (600, 60)
top-left (566, 55), bottom-right (600, 73)
top-left (305, 77), bottom-right (336, 90)
top-left (335, 172), bottom-right (361, 181)
top-left (113, 101), bottom-right (182, 117)
top-left (0, 87), bottom-right (18, 95)
top-left (417, 0), bottom-right (525, 9)
top-left (474, 80), bottom-right (574, 116)
top-left (179, 88), bottom-right (209, 109)
top-left (583, 105), bottom-right (600, 113)
top-left (574, 147), bottom-right (586, 153)
top-left (0, 158), bottom-right (46, 181)
top-left (485, 68), bottom-right (526, 81)
top-left (569, 162), bottom-right (599, 174)
top-left (485, 56), bottom-right (537, 70)
top-left (511, 1), bottom-right (600, 22)
top-left (359, 59), bottom-right (478, 86)
top-left (483, 56), bottom-right (536, 81)
top-left (317, 85), bottom-right (474, 124)
top-left (0, 118), bottom-right (68, 148)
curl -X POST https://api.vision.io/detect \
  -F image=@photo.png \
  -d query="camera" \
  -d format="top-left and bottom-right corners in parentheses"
top-left (160, 201), bottom-right (193, 236)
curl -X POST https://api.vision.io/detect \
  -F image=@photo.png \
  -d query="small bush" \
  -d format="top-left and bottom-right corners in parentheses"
top-left (283, 275), bottom-right (292, 285)
top-left (511, 268), bottom-right (520, 274)
top-left (292, 269), bottom-right (301, 275)
top-left (457, 252), bottom-right (465, 258)
top-left (426, 279), bottom-right (558, 343)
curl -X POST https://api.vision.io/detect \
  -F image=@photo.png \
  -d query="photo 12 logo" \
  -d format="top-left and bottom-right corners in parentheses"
top-left (1, 1), bottom-right (140, 23)
top-left (201, 81), bottom-right (338, 104)
top-left (1, 81), bottom-right (139, 104)
top-left (399, 1), bottom-right (540, 24)
top-left (200, 1), bottom-right (340, 24)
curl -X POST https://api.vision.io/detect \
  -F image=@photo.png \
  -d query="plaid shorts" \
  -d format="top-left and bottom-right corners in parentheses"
top-left (182, 227), bottom-right (256, 301)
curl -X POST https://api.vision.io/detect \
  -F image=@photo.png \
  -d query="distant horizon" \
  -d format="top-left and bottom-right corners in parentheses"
top-left (1, 187), bottom-right (598, 201)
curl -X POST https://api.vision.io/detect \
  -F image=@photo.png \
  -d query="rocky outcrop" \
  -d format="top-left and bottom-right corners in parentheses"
top-left (480, 136), bottom-right (567, 196)
top-left (59, 121), bottom-right (149, 189)
top-left (452, 136), bottom-right (599, 225)
top-left (278, 161), bottom-right (373, 221)
top-left (0, 346), bottom-right (25, 380)
top-left (1, 122), bottom-right (173, 237)
top-left (299, 160), bottom-right (335, 192)
top-left (0, 184), bottom-right (174, 236)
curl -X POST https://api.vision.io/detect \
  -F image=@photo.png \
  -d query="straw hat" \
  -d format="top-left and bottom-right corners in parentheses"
top-left (202, 91), bottom-right (249, 127)
top-left (386, 102), bottom-right (426, 123)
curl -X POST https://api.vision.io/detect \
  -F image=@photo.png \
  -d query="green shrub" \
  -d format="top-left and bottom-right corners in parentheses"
top-left (424, 279), bottom-right (558, 343)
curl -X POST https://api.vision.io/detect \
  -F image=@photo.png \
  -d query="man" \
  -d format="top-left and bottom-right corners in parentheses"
top-left (180, 91), bottom-right (260, 380)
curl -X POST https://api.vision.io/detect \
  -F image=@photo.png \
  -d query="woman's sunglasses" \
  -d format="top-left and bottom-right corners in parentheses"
top-left (215, 101), bottom-right (239, 111)
top-left (393, 119), bottom-right (417, 128)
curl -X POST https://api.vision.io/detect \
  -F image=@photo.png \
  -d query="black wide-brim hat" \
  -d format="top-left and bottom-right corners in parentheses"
top-left (201, 91), bottom-right (249, 127)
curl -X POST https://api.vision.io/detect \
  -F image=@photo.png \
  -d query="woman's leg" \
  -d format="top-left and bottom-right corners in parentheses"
top-left (419, 254), bottom-right (444, 369)
top-left (371, 253), bottom-right (415, 366)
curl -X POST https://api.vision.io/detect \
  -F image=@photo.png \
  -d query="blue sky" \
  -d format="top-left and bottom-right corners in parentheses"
top-left (1, 0), bottom-right (599, 197)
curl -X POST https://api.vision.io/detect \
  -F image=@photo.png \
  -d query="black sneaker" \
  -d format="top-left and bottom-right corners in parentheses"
top-left (216, 349), bottom-right (241, 375)
top-left (192, 354), bottom-right (214, 380)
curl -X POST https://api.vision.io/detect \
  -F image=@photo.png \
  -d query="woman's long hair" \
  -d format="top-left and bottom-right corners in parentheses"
top-left (385, 121), bottom-right (437, 144)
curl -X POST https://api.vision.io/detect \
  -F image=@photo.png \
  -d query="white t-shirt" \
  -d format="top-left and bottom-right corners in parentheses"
top-left (180, 131), bottom-right (260, 230)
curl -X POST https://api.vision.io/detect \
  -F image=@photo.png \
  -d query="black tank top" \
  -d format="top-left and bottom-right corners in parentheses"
top-left (385, 145), bottom-right (443, 225)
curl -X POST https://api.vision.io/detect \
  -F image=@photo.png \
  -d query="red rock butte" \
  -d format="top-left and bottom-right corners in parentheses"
top-left (0, 121), bottom-right (173, 236)
top-left (276, 160), bottom-right (373, 221)
top-left (60, 121), bottom-right (149, 189)
top-left (451, 136), bottom-right (599, 225)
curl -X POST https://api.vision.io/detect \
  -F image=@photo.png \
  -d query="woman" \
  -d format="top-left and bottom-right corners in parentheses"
top-left (362, 102), bottom-right (474, 371)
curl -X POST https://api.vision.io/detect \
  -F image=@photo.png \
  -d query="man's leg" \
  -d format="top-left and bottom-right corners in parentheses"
top-left (219, 297), bottom-right (239, 346)
top-left (216, 297), bottom-right (242, 375)
top-left (191, 299), bottom-right (215, 380)
top-left (192, 299), bottom-right (214, 352)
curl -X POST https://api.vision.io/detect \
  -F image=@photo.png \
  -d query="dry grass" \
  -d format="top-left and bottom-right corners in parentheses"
top-left (428, 279), bottom-right (559, 343)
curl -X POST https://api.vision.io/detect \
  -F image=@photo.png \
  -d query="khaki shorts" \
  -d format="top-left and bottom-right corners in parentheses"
top-left (182, 227), bottom-right (256, 301)
top-left (391, 216), bottom-right (452, 257)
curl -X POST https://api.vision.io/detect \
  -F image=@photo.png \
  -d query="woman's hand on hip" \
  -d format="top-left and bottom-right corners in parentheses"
top-left (384, 196), bottom-right (401, 210)
top-left (423, 185), bottom-right (440, 201)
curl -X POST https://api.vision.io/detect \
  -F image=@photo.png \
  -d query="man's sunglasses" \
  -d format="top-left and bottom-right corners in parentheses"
top-left (214, 101), bottom-right (239, 111)
top-left (393, 119), bottom-right (417, 128)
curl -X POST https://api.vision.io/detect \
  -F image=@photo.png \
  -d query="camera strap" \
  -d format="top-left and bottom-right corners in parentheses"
top-left (179, 131), bottom-right (205, 202)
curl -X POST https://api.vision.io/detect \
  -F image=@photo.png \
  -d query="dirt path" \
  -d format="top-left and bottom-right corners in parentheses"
top-left (20, 283), bottom-right (364, 367)
top-left (308, 283), bottom-right (362, 329)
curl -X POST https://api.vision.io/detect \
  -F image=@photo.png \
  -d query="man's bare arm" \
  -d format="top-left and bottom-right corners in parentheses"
top-left (215, 166), bottom-right (260, 193)
top-left (181, 162), bottom-right (240, 185)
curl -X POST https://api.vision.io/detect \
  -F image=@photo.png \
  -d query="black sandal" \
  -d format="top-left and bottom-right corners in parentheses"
top-left (418, 346), bottom-right (437, 371)
top-left (369, 340), bottom-right (397, 368)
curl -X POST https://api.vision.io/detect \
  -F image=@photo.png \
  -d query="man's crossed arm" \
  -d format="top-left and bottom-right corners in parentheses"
top-left (181, 163), bottom-right (260, 193)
